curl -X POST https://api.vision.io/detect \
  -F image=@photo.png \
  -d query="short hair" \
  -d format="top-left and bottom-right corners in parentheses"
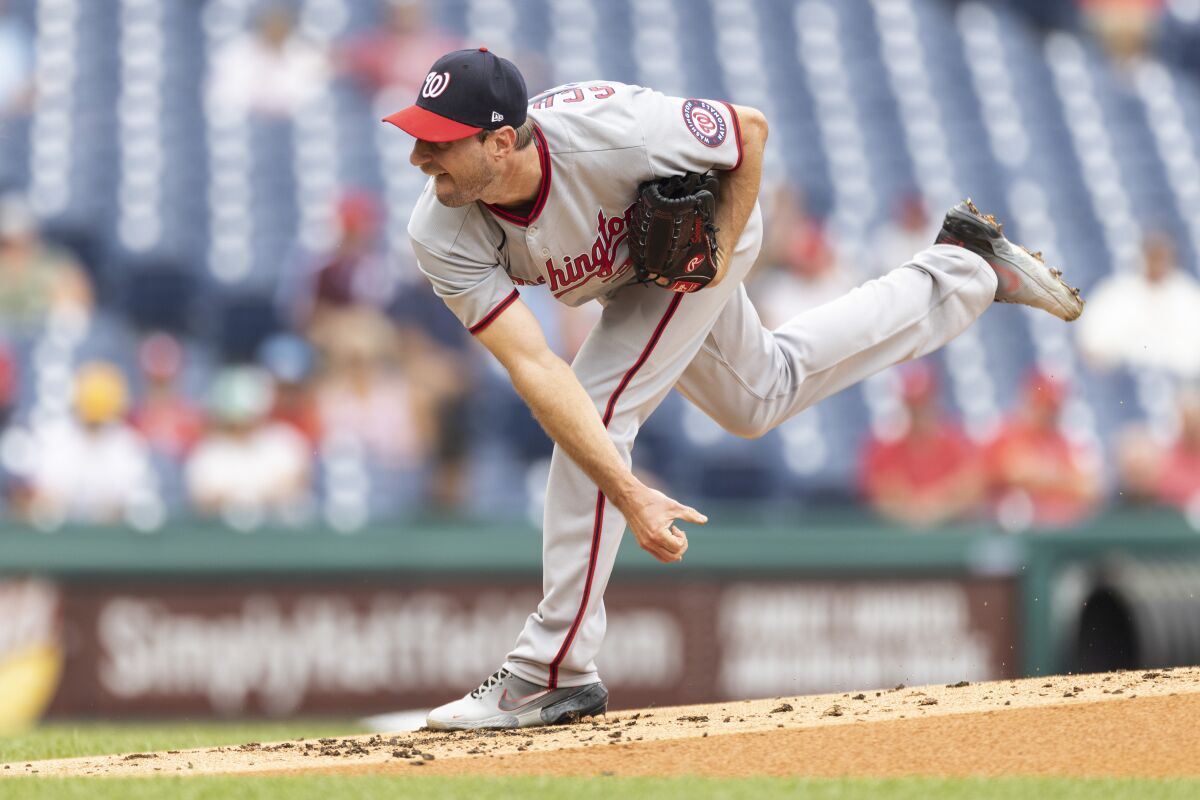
top-left (476, 118), bottom-right (535, 150)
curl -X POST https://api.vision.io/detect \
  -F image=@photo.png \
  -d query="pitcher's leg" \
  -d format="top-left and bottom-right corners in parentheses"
top-left (505, 219), bottom-right (767, 689)
top-left (676, 245), bottom-right (997, 437)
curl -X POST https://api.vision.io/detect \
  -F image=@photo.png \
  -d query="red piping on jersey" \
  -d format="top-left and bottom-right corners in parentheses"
top-left (547, 292), bottom-right (686, 689)
top-left (721, 101), bottom-right (743, 171)
top-left (469, 288), bottom-right (520, 335)
top-left (483, 124), bottom-right (552, 227)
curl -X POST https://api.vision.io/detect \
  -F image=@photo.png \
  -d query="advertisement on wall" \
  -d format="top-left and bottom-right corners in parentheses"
top-left (35, 576), bottom-right (1016, 718)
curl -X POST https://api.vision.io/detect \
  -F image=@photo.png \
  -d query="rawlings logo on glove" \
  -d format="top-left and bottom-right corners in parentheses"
top-left (628, 172), bottom-right (721, 293)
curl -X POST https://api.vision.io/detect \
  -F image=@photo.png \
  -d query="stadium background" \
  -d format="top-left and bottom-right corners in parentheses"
top-left (3, 0), bottom-right (1200, 728)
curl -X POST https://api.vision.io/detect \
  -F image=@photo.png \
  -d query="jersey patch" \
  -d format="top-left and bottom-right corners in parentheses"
top-left (681, 99), bottom-right (727, 148)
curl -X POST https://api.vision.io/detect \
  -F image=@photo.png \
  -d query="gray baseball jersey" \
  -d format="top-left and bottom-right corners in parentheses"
top-left (408, 82), bottom-right (997, 691)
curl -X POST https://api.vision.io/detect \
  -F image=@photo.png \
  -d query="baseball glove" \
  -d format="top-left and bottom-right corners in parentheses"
top-left (629, 172), bottom-right (721, 293)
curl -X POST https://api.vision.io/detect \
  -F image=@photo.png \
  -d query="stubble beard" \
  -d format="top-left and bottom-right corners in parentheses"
top-left (433, 157), bottom-right (496, 208)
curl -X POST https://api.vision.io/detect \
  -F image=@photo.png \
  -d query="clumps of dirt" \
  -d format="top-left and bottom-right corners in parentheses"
top-left (121, 754), bottom-right (156, 761)
top-left (947, 681), bottom-right (971, 688)
top-left (677, 715), bottom-right (709, 723)
top-left (770, 703), bottom-right (794, 714)
top-left (823, 705), bottom-right (844, 717)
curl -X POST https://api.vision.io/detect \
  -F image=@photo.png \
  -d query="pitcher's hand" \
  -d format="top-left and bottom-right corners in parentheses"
top-left (619, 486), bottom-right (707, 563)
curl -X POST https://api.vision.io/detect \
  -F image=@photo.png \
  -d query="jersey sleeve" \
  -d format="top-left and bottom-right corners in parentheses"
top-left (631, 86), bottom-right (743, 178)
top-left (409, 235), bottom-right (519, 334)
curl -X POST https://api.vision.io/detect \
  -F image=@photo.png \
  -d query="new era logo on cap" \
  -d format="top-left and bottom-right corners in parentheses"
top-left (381, 47), bottom-right (528, 142)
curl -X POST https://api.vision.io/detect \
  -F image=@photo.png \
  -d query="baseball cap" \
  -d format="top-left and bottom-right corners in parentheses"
top-left (382, 47), bottom-right (527, 142)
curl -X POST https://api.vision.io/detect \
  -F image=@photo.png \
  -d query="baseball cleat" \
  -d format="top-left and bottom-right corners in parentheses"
top-left (936, 199), bottom-right (1084, 321)
top-left (425, 668), bottom-right (609, 731)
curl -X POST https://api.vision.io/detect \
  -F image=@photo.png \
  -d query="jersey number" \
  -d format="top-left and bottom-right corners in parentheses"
top-left (530, 84), bottom-right (615, 109)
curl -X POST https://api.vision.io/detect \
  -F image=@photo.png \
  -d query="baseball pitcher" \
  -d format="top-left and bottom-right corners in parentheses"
top-left (383, 48), bottom-right (1083, 730)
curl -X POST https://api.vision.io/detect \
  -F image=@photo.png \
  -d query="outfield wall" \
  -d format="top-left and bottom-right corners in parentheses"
top-left (1, 510), bottom-right (1197, 718)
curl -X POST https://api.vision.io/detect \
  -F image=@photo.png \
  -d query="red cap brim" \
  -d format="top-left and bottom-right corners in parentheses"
top-left (382, 105), bottom-right (482, 142)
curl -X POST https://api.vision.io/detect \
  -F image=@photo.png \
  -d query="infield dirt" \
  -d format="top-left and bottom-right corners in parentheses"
top-left (6, 667), bottom-right (1200, 779)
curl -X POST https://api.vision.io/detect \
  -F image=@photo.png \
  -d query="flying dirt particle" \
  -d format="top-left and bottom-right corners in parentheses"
top-left (608, 732), bottom-right (622, 739)
top-left (1063, 691), bottom-right (1075, 698)
top-left (167, 751), bottom-right (179, 755)
top-left (318, 738), bottom-right (337, 745)
top-left (852, 694), bottom-right (866, 700)
top-left (1004, 701), bottom-right (1011, 706)
top-left (409, 760), bottom-right (425, 766)
top-left (892, 684), bottom-right (905, 691)
top-left (723, 716), bottom-right (731, 723)
top-left (122, 754), bottom-right (157, 761)
top-left (918, 698), bottom-right (938, 706)
top-left (1042, 683), bottom-right (1054, 688)
top-left (1073, 686), bottom-right (1083, 692)
top-left (1142, 672), bottom-right (1161, 680)
top-left (770, 703), bottom-right (794, 714)
top-left (187, 763), bottom-right (194, 769)
top-left (677, 715), bottom-right (709, 722)
top-left (1112, 689), bottom-right (1124, 694)
top-left (947, 681), bottom-right (970, 688)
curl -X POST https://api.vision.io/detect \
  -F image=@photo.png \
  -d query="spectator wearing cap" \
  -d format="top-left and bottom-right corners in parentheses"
top-left (1077, 232), bottom-right (1200, 379)
top-left (985, 372), bottom-right (1103, 531)
top-left (185, 366), bottom-right (314, 529)
top-left (129, 333), bottom-right (204, 461)
top-left (258, 333), bottom-right (322, 446)
top-left (22, 362), bottom-right (155, 527)
top-left (279, 189), bottom-right (402, 371)
top-left (859, 362), bottom-right (985, 529)
top-left (0, 194), bottom-right (92, 335)
top-left (748, 187), bottom-right (858, 329)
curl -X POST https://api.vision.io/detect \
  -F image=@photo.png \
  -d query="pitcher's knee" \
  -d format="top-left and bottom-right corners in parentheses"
top-left (718, 415), bottom-right (773, 440)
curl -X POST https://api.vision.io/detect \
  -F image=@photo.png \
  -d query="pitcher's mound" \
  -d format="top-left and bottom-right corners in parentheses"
top-left (7, 667), bottom-right (1200, 779)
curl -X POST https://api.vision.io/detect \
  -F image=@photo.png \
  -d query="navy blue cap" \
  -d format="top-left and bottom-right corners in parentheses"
top-left (383, 47), bottom-right (528, 142)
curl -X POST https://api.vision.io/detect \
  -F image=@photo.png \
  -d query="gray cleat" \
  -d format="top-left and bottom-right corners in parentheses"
top-left (937, 199), bottom-right (1084, 322)
top-left (425, 668), bottom-right (609, 731)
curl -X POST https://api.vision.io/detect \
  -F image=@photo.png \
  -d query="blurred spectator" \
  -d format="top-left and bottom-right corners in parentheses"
top-left (985, 372), bottom-right (1103, 531)
top-left (872, 192), bottom-right (938, 278)
top-left (316, 315), bottom-right (425, 469)
top-left (129, 333), bottom-right (204, 461)
top-left (0, 0), bottom-right (31, 112)
top-left (1118, 385), bottom-right (1200, 514)
top-left (0, 0), bottom-right (32, 115)
top-left (0, 343), bottom-right (16, 516)
top-left (258, 333), bottom-right (322, 445)
top-left (23, 362), bottom-right (155, 527)
top-left (749, 188), bottom-right (857, 328)
top-left (1077, 232), bottom-right (1200, 379)
top-left (0, 195), bottom-right (93, 334)
top-left (335, 0), bottom-right (458, 100)
top-left (1078, 0), bottom-right (1163, 63)
top-left (281, 190), bottom-right (398, 342)
top-left (860, 363), bottom-right (985, 529)
top-left (207, 4), bottom-right (329, 118)
top-left (185, 366), bottom-right (313, 528)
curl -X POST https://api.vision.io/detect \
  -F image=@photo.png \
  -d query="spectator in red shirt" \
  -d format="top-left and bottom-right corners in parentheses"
top-left (1118, 386), bottom-right (1200, 515)
top-left (985, 372), bottom-right (1102, 531)
top-left (860, 362), bottom-right (984, 528)
top-left (129, 333), bottom-right (204, 461)
top-left (335, 0), bottom-right (459, 101)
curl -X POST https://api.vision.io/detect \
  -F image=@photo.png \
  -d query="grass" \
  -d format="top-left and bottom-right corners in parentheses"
top-left (1, 777), bottom-right (1199, 799)
top-left (0, 721), bottom-right (367, 763)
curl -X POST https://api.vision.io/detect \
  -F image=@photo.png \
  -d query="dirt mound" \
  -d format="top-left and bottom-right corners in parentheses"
top-left (7, 667), bottom-right (1200, 778)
